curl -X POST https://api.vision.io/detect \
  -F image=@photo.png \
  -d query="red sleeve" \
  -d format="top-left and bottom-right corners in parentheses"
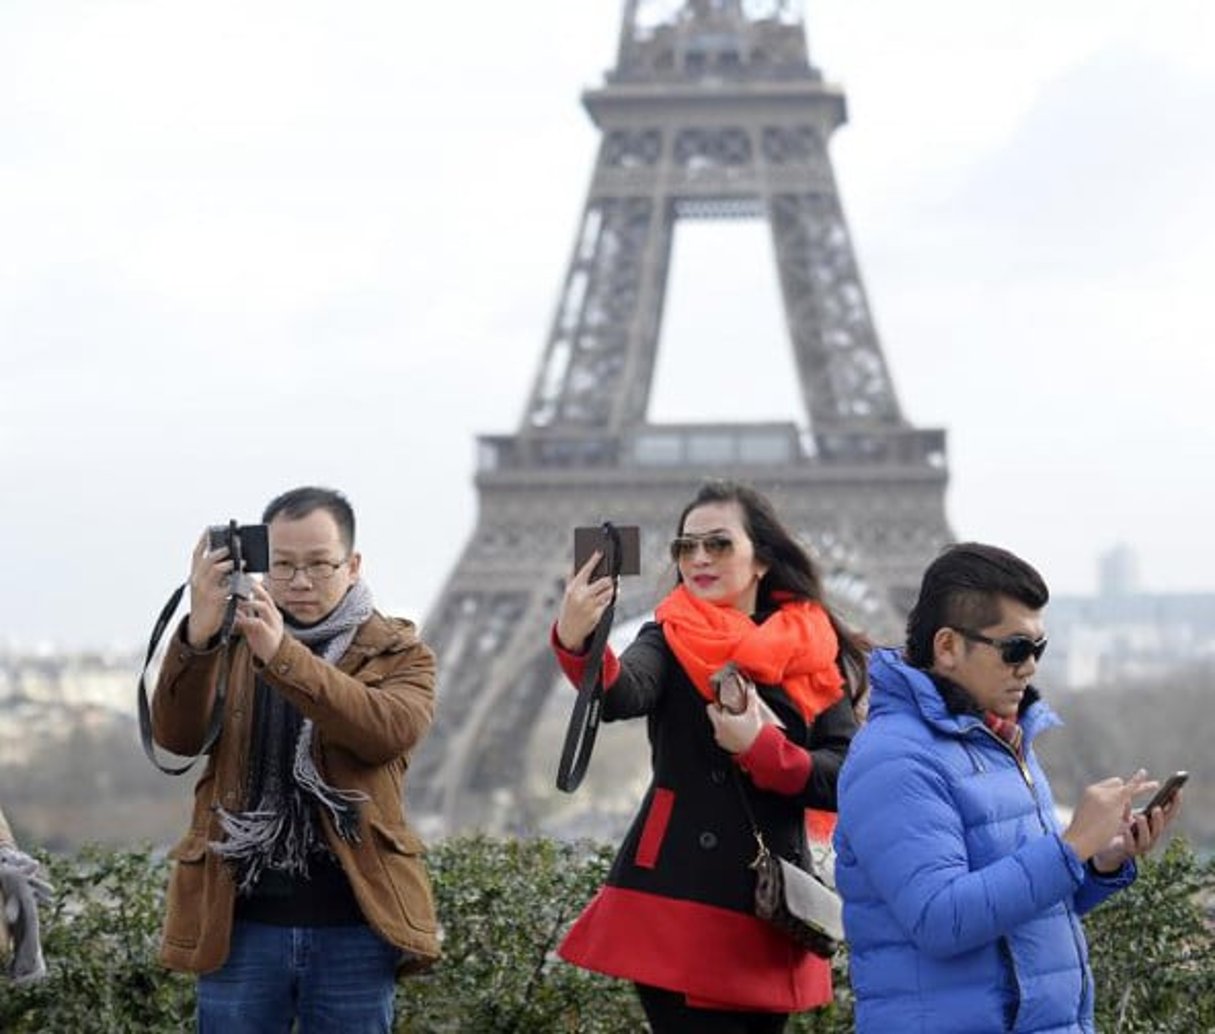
top-left (549, 623), bottom-right (620, 689)
top-left (737, 723), bottom-right (811, 795)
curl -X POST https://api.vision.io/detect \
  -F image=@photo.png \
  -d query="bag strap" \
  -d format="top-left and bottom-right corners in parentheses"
top-left (556, 522), bottom-right (624, 793)
top-left (729, 765), bottom-right (771, 868)
top-left (136, 584), bottom-right (236, 775)
top-left (731, 766), bottom-right (831, 885)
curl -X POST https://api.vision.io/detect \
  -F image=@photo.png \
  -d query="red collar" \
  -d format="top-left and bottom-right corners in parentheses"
top-left (983, 712), bottom-right (1024, 759)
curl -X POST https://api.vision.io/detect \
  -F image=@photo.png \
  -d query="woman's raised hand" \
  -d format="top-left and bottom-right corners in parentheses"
top-left (556, 551), bottom-right (616, 652)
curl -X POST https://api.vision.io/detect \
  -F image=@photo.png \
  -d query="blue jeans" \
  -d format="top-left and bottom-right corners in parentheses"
top-left (197, 920), bottom-right (400, 1033)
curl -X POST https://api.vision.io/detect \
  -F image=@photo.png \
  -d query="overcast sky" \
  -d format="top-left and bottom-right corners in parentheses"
top-left (2, 0), bottom-right (1213, 653)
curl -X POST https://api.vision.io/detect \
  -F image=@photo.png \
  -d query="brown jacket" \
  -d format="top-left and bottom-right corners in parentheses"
top-left (151, 611), bottom-right (440, 977)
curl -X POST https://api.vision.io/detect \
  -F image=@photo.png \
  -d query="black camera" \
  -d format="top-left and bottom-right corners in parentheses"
top-left (207, 522), bottom-right (270, 601)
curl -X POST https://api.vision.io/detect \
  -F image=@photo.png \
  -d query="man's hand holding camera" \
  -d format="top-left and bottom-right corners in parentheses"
top-left (187, 532), bottom-right (236, 649)
top-left (187, 530), bottom-right (284, 662)
top-left (234, 580), bottom-right (284, 663)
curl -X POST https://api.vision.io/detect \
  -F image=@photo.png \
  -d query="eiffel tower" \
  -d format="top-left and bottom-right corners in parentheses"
top-left (410, 0), bottom-right (952, 834)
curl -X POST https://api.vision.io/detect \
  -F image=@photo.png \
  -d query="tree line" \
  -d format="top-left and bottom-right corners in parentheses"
top-left (3, 660), bottom-right (1212, 855)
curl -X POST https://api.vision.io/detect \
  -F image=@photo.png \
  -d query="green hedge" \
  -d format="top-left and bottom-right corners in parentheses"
top-left (1, 836), bottom-right (1211, 1032)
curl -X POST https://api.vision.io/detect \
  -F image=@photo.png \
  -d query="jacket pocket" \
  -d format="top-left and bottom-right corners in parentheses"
top-left (634, 787), bottom-right (675, 869)
top-left (163, 835), bottom-right (208, 950)
top-left (369, 820), bottom-right (438, 934)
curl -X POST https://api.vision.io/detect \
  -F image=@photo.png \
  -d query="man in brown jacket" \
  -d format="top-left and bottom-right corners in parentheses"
top-left (151, 486), bottom-right (439, 1033)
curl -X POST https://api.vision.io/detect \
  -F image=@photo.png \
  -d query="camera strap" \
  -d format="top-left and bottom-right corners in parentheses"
top-left (136, 583), bottom-right (236, 776)
top-left (556, 522), bottom-right (622, 794)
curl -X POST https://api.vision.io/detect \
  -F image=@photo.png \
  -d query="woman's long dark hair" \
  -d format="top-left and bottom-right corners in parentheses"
top-left (676, 479), bottom-right (869, 706)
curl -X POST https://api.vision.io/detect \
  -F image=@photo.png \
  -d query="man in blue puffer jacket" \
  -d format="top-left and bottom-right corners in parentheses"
top-left (835, 543), bottom-right (1182, 1033)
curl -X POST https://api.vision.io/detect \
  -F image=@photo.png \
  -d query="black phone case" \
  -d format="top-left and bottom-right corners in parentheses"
top-left (573, 525), bottom-right (641, 579)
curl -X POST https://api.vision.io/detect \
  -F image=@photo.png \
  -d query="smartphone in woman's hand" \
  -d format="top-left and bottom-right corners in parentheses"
top-left (710, 662), bottom-right (751, 715)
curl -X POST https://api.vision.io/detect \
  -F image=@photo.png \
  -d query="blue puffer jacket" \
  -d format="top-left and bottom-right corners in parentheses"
top-left (835, 649), bottom-right (1135, 1034)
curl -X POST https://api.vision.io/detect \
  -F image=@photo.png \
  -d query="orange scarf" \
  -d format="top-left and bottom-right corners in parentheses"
top-left (655, 584), bottom-right (844, 722)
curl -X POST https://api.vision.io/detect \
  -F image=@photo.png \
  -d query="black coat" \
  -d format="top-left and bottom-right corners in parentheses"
top-left (601, 621), bottom-right (856, 915)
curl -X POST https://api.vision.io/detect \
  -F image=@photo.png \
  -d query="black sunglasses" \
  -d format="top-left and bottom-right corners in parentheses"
top-left (669, 533), bottom-right (735, 562)
top-left (955, 628), bottom-right (1048, 666)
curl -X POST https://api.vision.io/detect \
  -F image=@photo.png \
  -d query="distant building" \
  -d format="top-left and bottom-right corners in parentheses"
top-left (1039, 548), bottom-right (1215, 689)
top-left (1097, 543), bottom-right (1140, 598)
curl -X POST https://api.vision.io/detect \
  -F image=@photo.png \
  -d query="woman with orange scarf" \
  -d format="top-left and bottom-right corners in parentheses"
top-left (551, 480), bottom-right (867, 1033)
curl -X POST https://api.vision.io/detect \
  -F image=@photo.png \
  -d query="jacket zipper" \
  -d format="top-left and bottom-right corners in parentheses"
top-left (974, 724), bottom-right (1034, 792)
top-left (969, 723), bottom-right (1091, 1023)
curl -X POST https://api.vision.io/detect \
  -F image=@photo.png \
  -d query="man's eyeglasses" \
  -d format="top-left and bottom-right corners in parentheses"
top-left (669, 534), bottom-right (735, 562)
top-left (267, 559), bottom-right (348, 583)
top-left (955, 628), bottom-right (1048, 666)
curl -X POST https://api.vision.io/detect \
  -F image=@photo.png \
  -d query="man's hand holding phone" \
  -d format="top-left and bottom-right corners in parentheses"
top-left (1122, 770), bottom-right (1187, 856)
top-left (1137, 771), bottom-right (1188, 819)
top-left (1086, 769), bottom-right (1186, 874)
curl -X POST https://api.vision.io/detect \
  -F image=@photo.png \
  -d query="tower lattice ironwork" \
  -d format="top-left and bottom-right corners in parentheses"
top-left (410, 0), bottom-right (953, 834)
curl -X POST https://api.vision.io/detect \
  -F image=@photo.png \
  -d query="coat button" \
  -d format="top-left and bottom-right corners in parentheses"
top-left (698, 831), bottom-right (718, 850)
top-left (710, 768), bottom-right (727, 785)
top-left (224, 790), bottom-right (236, 803)
top-left (277, 662), bottom-right (290, 674)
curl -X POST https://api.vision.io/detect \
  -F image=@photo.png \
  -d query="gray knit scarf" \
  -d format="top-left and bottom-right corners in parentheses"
top-left (0, 846), bottom-right (51, 983)
top-left (212, 580), bottom-right (375, 894)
